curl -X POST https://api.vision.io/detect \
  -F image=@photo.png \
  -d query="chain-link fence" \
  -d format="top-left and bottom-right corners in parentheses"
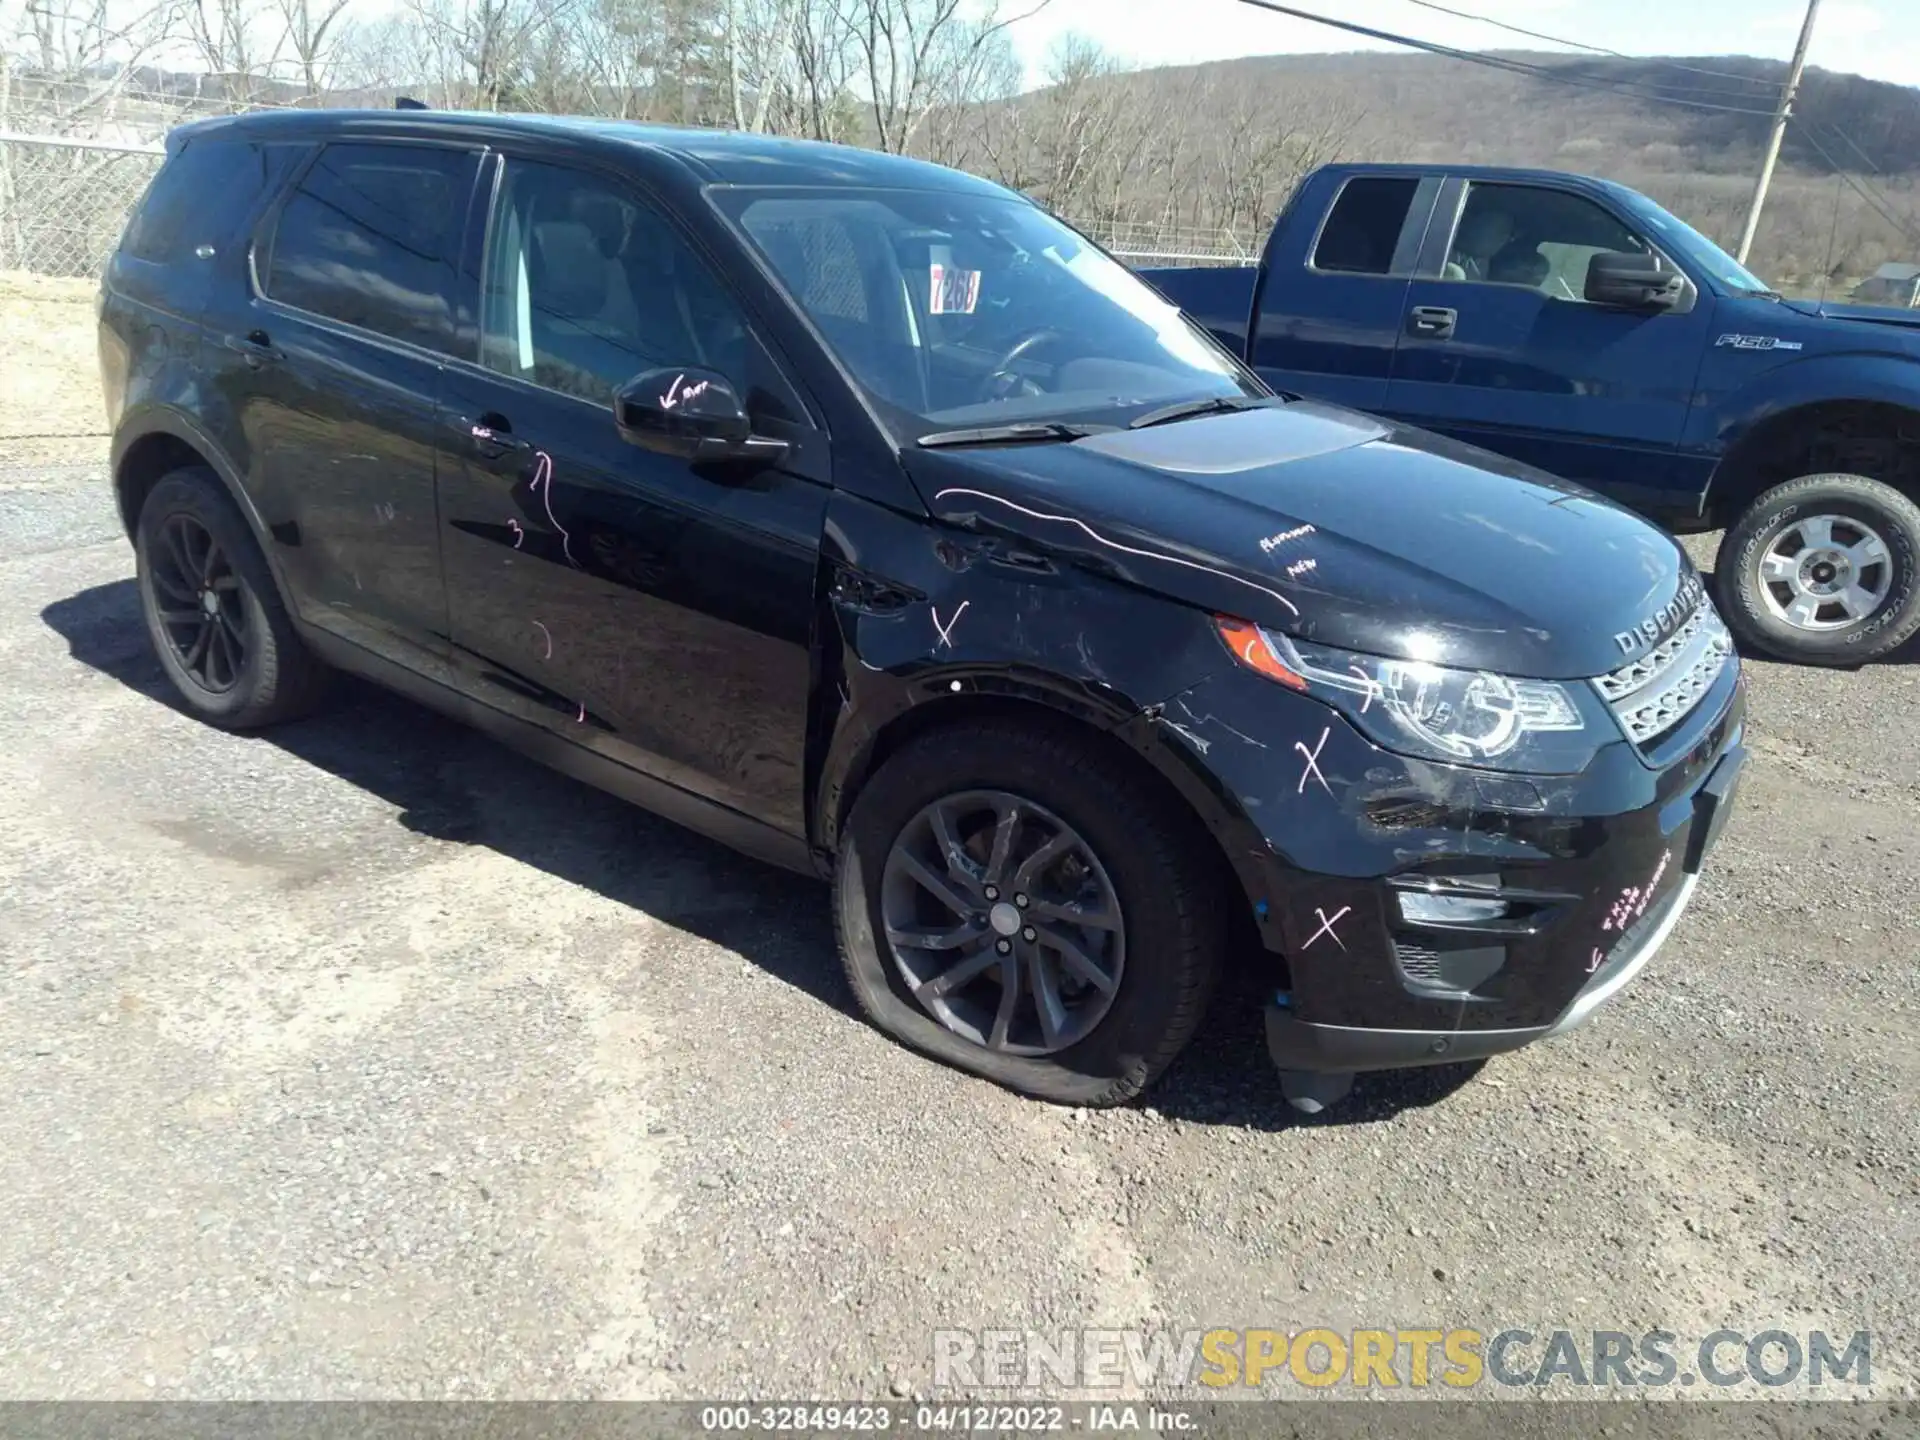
top-left (1074, 219), bottom-right (1261, 267)
top-left (0, 134), bottom-right (163, 276)
top-left (0, 135), bottom-right (161, 478)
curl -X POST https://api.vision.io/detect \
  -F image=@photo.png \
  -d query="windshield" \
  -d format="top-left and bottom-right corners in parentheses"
top-left (1630, 194), bottom-right (1772, 294)
top-left (712, 187), bottom-right (1260, 440)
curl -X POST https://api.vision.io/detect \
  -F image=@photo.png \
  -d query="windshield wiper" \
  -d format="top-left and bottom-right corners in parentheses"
top-left (1128, 394), bottom-right (1275, 430)
top-left (1734, 285), bottom-right (1785, 300)
top-left (917, 421), bottom-right (1097, 449)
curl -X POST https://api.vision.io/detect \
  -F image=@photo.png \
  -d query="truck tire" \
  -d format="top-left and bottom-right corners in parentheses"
top-left (134, 466), bottom-right (332, 728)
top-left (1715, 472), bottom-right (1920, 666)
top-left (834, 719), bottom-right (1223, 1107)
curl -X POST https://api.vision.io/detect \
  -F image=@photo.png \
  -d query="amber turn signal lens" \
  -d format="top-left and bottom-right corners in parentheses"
top-left (1214, 615), bottom-right (1309, 691)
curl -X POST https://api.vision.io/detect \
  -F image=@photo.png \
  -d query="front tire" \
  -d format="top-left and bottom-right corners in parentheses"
top-left (134, 466), bottom-right (331, 728)
top-left (834, 719), bottom-right (1224, 1106)
top-left (1715, 472), bottom-right (1920, 666)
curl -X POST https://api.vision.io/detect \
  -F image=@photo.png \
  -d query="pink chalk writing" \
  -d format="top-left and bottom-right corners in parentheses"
top-left (1347, 665), bottom-right (1380, 714)
top-left (1304, 904), bottom-right (1350, 951)
top-left (528, 450), bottom-right (577, 569)
top-left (659, 373), bottom-right (712, 411)
top-left (931, 600), bottom-right (969, 650)
top-left (532, 620), bottom-right (552, 660)
top-left (1602, 847), bottom-right (1672, 934)
top-left (1259, 523), bottom-right (1316, 554)
top-left (1295, 725), bottom-right (1333, 798)
top-left (507, 519), bottom-right (524, 550)
top-left (1586, 947), bottom-right (1607, 974)
top-left (576, 701), bottom-right (586, 724)
top-left (1286, 557), bottom-right (1318, 579)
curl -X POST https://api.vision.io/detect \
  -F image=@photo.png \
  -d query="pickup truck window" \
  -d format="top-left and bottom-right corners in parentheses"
top-left (479, 158), bottom-right (764, 409)
top-left (716, 187), bottom-right (1256, 441)
top-left (1312, 177), bottom-right (1418, 276)
top-left (1444, 182), bottom-right (1648, 302)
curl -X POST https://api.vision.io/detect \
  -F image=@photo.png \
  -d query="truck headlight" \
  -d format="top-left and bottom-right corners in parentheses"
top-left (1215, 616), bottom-right (1604, 774)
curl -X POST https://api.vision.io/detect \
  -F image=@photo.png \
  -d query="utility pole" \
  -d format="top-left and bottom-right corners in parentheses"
top-left (1736, 0), bottom-right (1821, 264)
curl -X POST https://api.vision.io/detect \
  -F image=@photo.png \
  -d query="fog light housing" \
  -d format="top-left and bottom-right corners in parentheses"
top-left (1397, 891), bottom-right (1512, 924)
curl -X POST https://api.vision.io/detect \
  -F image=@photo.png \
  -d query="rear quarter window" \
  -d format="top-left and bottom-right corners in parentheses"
top-left (121, 138), bottom-right (297, 264)
top-left (261, 142), bottom-right (477, 355)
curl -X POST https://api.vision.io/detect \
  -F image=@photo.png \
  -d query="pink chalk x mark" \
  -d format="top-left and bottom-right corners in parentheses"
top-left (507, 519), bottom-right (524, 549)
top-left (532, 620), bottom-right (553, 660)
top-left (659, 373), bottom-right (712, 410)
top-left (1304, 905), bottom-right (1350, 951)
top-left (1295, 725), bottom-right (1332, 797)
top-left (931, 600), bottom-right (970, 650)
top-left (528, 449), bottom-right (578, 568)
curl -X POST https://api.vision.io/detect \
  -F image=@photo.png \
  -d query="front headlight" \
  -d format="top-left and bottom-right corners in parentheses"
top-left (1214, 616), bottom-right (1603, 774)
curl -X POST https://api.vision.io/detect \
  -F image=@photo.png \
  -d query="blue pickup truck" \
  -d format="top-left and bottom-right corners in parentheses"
top-left (1144, 163), bottom-right (1920, 666)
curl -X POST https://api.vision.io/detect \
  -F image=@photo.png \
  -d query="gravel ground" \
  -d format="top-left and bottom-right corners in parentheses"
top-left (0, 472), bottom-right (1914, 1411)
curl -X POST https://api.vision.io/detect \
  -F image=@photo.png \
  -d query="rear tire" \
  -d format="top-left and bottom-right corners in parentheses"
top-left (134, 466), bottom-right (331, 728)
top-left (1715, 472), bottom-right (1920, 666)
top-left (834, 719), bottom-right (1224, 1106)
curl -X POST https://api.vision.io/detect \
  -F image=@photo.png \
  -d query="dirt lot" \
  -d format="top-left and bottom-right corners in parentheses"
top-left (0, 280), bottom-right (1915, 1412)
top-left (0, 274), bottom-right (108, 470)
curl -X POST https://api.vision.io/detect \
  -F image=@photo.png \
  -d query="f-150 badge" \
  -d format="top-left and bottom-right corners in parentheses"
top-left (1715, 333), bottom-right (1804, 351)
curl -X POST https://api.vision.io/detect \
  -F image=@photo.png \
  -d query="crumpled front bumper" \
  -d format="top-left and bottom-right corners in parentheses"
top-left (1140, 648), bottom-right (1747, 1086)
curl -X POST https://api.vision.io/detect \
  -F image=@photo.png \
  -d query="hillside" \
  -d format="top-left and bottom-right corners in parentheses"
top-left (939, 48), bottom-right (1920, 291)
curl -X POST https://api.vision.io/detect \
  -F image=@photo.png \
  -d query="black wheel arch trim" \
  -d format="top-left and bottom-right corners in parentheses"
top-left (113, 406), bottom-right (285, 582)
top-left (813, 659), bottom-right (1280, 952)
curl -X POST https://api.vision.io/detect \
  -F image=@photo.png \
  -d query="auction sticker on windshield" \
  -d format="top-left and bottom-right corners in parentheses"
top-left (929, 262), bottom-right (981, 314)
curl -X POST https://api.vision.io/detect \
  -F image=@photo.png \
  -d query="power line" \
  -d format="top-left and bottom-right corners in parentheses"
top-left (1810, 118), bottom-right (1920, 234)
top-left (1230, 0), bottom-right (1780, 117)
top-left (1789, 117), bottom-right (1920, 244)
top-left (1391, 0), bottom-right (1782, 94)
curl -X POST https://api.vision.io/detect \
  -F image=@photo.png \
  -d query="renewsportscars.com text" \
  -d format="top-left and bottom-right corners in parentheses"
top-left (931, 1328), bottom-right (1873, 1392)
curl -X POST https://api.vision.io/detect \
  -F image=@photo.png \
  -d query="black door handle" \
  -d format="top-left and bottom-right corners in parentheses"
top-left (1408, 306), bottom-right (1458, 339)
top-left (227, 329), bottom-right (284, 366)
top-left (453, 412), bottom-right (533, 461)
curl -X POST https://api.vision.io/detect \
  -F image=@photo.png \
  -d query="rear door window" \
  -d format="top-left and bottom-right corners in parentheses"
top-left (262, 142), bottom-right (478, 355)
top-left (1312, 177), bottom-right (1420, 275)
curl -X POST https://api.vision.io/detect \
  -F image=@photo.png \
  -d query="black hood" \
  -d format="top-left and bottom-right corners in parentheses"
top-left (904, 401), bottom-right (1695, 680)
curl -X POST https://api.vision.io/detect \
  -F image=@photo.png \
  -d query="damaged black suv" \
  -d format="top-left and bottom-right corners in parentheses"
top-left (100, 109), bottom-right (1746, 1111)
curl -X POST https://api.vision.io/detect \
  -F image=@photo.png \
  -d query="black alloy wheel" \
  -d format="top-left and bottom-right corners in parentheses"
top-left (148, 512), bottom-right (250, 693)
top-left (880, 790), bottom-right (1125, 1056)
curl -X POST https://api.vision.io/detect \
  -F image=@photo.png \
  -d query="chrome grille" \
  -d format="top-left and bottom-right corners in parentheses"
top-left (1594, 600), bottom-right (1734, 746)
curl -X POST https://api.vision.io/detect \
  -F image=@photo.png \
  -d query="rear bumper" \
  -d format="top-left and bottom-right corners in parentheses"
top-left (1265, 871), bottom-right (1699, 1074)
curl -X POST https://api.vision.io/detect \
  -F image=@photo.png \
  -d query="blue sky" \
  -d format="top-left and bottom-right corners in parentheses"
top-left (1006, 0), bottom-right (1918, 91)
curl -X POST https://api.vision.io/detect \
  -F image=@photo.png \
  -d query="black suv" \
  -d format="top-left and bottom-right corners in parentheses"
top-left (100, 110), bottom-right (1747, 1111)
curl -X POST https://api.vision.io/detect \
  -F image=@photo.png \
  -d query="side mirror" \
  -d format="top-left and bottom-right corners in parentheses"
top-left (614, 366), bottom-right (788, 467)
top-left (1584, 251), bottom-right (1684, 312)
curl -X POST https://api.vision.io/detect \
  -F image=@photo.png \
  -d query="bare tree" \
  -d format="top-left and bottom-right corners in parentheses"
top-left (841, 0), bottom-right (1046, 155)
top-left (274, 0), bottom-right (350, 96)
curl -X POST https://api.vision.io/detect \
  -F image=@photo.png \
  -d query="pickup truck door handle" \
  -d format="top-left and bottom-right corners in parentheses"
top-left (1408, 306), bottom-right (1458, 339)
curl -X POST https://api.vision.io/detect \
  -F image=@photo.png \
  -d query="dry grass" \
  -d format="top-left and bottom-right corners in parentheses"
top-left (1, 271), bottom-right (108, 469)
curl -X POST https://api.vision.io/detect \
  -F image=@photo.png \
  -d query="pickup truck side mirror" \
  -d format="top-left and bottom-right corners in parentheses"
top-left (1584, 251), bottom-right (1685, 312)
top-left (614, 366), bottom-right (790, 467)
